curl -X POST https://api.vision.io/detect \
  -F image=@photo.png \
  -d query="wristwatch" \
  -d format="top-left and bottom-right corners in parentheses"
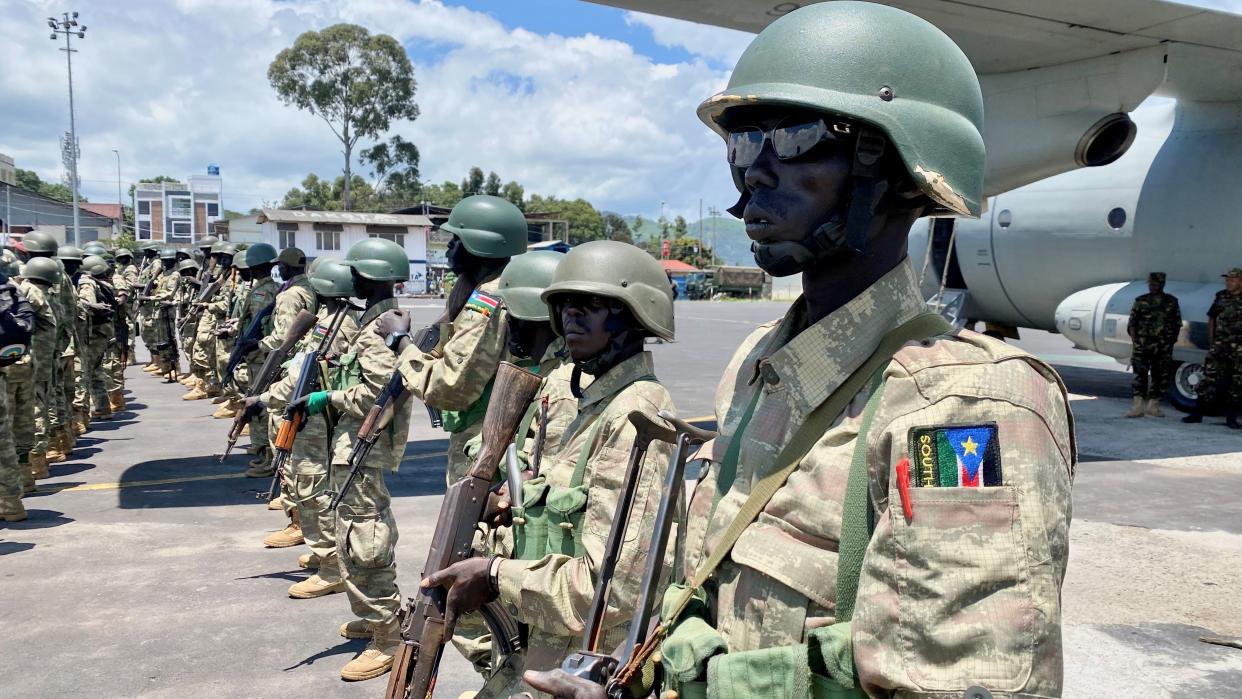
top-left (384, 331), bottom-right (410, 352)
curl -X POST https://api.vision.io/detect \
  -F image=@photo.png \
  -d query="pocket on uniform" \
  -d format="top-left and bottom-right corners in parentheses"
top-left (343, 510), bottom-right (396, 570)
top-left (582, 445), bottom-right (658, 545)
top-left (895, 486), bottom-right (1032, 691)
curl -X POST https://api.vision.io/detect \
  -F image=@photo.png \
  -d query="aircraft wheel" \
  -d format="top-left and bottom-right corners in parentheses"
top-left (1167, 361), bottom-right (1214, 414)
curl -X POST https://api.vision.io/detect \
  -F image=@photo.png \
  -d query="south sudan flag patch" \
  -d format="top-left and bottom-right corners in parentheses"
top-left (908, 423), bottom-right (1002, 488)
top-left (466, 291), bottom-right (500, 318)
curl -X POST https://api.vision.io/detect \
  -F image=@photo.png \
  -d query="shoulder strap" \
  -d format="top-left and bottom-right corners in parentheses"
top-left (834, 373), bottom-right (887, 623)
top-left (569, 374), bottom-right (657, 488)
top-left (665, 313), bottom-right (950, 625)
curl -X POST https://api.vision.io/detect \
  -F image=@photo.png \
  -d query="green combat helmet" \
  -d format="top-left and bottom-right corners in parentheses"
top-left (0, 250), bottom-right (20, 277)
top-left (22, 256), bottom-right (63, 285)
top-left (22, 231), bottom-right (59, 255)
top-left (82, 242), bottom-right (108, 257)
top-left (309, 258), bottom-right (355, 298)
top-left (441, 195), bottom-right (529, 258)
top-left (698, 1), bottom-right (985, 261)
top-left (232, 252), bottom-right (250, 271)
top-left (542, 240), bottom-right (674, 341)
top-left (198, 235), bottom-right (219, 250)
top-left (83, 255), bottom-right (109, 278)
top-left (140, 241), bottom-right (160, 254)
top-left (177, 258), bottom-right (200, 273)
top-left (343, 238), bottom-right (409, 281)
top-left (496, 250), bottom-right (563, 322)
top-left (114, 248), bottom-right (134, 262)
top-left (57, 245), bottom-right (85, 261)
top-left (159, 247), bottom-right (177, 260)
top-left (277, 246), bottom-right (307, 266)
top-left (245, 242), bottom-right (278, 267)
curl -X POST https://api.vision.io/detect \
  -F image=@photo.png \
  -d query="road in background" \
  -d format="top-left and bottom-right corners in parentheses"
top-left (1, 299), bottom-right (1238, 697)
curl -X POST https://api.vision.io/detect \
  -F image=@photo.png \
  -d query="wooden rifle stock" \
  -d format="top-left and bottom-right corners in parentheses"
top-left (385, 361), bottom-right (542, 699)
top-left (327, 370), bottom-right (405, 512)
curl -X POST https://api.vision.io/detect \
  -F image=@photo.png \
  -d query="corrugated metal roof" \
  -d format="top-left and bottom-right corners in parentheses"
top-left (257, 209), bottom-right (433, 227)
top-left (660, 259), bottom-right (700, 273)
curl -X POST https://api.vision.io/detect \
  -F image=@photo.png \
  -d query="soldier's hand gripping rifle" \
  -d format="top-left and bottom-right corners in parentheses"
top-left (178, 276), bottom-right (221, 335)
top-left (409, 270), bottom-right (485, 429)
top-left (261, 305), bottom-right (351, 501)
top-left (154, 301), bottom-right (180, 382)
top-left (384, 361), bottom-right (543, 699)
top-left (221, 302), bottom-right (276, 389)
top-left (220, 309), bottom-right (317, 462)
top-left (560, 411), bottom-right (716, 696)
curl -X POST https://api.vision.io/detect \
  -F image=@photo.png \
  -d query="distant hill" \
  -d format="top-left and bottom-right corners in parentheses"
top-left (622, 215), bottom-right (752, 266)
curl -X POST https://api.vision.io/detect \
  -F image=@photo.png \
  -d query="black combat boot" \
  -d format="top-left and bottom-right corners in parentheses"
top-left (1226, 408), bottom-right (1240, 429)
top-left (1182, 411), bottom-right (1203, 423)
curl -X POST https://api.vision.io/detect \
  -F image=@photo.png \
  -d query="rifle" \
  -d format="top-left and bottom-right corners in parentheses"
top-left (220, 309), bottom-right (317, 462)
top-left (260, 305), bottom-right (351, 500)
top-left (152, 301), bottom-right (180, 382)
top-left (560, 411), bottom-right (716, 696)
top-left (179, 276), bottom-right (221, 335)
top-left (530, 395), bottom-right (549, 477)
top-left (384, 361), bottom-right (543, 699)
top-left (326, 370), bottom-right (405, 512)
top-left (412, 271), bottom-right (486, 429)
top-left (221, 302), bottom-right (276, 389)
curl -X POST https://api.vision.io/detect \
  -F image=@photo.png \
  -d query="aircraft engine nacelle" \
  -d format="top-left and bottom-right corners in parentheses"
top-left (1055, 281), bottom-right (1215, 362)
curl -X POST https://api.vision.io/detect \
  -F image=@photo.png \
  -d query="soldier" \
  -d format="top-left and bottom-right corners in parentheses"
top-left (213, 245), bottom-right (250, 418)
top-left (1125, 272), bottom-right (1181, 417)
top-left (181, 236), bottom-right (221, 400)
top-left (136, 241), bottom-right (163, 371)
top-left (76, 256), bottom-right (117, 421)
top-left (374, 194), bottom-right (528, 482)
top-left (114, 247), bottom-right (140, 368)
top-left (18, 256), bottom-right (60, 482)
top-left (0, 259), bottom-right (35, 522)
top-left (422, 241), bottom-right (678, 696)
top-left (233, 243), bottom-right (279, 475)
top-left (144, 248), bottom-right (182, 381)
top-left (1183, 267), bottom-right (1242, 428)
top-left (204, 242), bottom-right (240, 409)
top-left (248, 258), bottom-right (360, 591)
top-left (526, 4), bottom-right (1074, 698)
top-left (108, 249), bottom-right (135, 410)
top-left (176, 253), bottom-right (202, 389)
top-left (283, 238), bottom-right (411, 681)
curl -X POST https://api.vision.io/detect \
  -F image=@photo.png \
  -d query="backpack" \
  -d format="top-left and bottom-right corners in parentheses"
top-left (0, 282), bottom-right (33, 366)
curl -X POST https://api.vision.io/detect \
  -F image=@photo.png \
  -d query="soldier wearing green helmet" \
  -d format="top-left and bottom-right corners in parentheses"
top-left (247, 256), bottom-right (360, 595)
top-left (222, 242), bottom-right (281, 475)
top-left (282, 237), bottom-right (411, 682)
top-left (374, 195), bottom-right (527, 483)
top-left (136, 242), bottom-right (170, 373)
top-left (0, 257), bottom-right (34, 522)
top-left (197, 241), bottom-right (241, 404)
top-left (526, 4), bottom-right (1073, 699)
top-left (211, 244), bottom-right (254, 417)
top-left (420, 240), bottom-right (678, 697)
top-left (112, 247), bottom-right (139, 369)
top-left (142, 244), bottom-right (183, 381)
top-left (46, 245), bottom-right (82, 452)
top-left (75, 255), bottom-right (117, 421)
top-left (17, 256), bottom-right (60, 480)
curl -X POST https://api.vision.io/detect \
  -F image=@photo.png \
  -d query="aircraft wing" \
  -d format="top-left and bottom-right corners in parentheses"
top-left (591, 0), bottom-right (1242, 193)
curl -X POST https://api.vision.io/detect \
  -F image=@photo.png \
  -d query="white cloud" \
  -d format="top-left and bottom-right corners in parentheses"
top-left (0, 0), bottom-right (746, 222)
top-left (622, 10), bottom-right (753, 67)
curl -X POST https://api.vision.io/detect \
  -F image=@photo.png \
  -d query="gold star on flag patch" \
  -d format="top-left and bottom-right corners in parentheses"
top-left (907, 423), bottom-right (1002, 487)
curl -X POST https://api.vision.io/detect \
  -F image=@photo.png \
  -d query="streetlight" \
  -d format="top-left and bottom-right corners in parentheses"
top-left (49, 11), bottom-right (86, 246)
top-left (112, 149), bottom-right (122, 236)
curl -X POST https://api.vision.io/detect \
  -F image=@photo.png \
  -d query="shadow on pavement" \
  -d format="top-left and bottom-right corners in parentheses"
top-left (4, 510), bottom-right (73, 529)
top-left (79, 419), bottom-right (136, 433)
top-left (25, 483), bottom-right (86, 497)
top-left (235, 569), bottom-right (308, 583)
top-left (0, 541), bottom-right (35, 555)
top-left (282, 638), bottom-right (368, 671)
top-left (1050, 363), bottom-right (1131, 399)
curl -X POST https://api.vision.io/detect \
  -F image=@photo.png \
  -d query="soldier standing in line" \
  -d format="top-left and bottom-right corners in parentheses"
top-left (144, 248), bottom-right (182, 381)
top-left (526, 4), bottom-right (1074, 698)
top-left (230, 243), bottom-right (280, 477)
top-left (181, 236), bottom-right (221, 401)
top-left (137, 241), bottom-right (163, 372)
top-left (18, 257), bottom-right (60, 482)
top-left (1126, 272), bottom-right (1181, 417)
top-left (205, 242), bottom-right (240, 409)
top-left (373, 195), bottom-right (529, 483)
top-left (284, 238), bottom-right (411, 682)
top-left (1183, 267), bottom-right (1242, 428)
top-left (0, 259), bottom-right (35, 522)
top-left (176, 254), bottom-right (202, 390)
top-left (57, 245), bottom-right (87, 440)
top-left (213, 245), bottom-right (251, 419)
top-left (107, 250), bottom-right (133, 412)
top-left (76, 256), bottom-right (117, 421)
top-left (114, 247), bottom-right (140, 368)
top-left (1, 250), bottom-right (38, 498)
top-left (421, 241), bottom-right (678, 696)
top-left (249, 258), bottom-right (360, 591)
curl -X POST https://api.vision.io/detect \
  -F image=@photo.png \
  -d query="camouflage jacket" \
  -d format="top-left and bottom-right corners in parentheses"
top-left (1129, 292), bottom-right (1180, 348)
top-left (76, 275), bottom-right (111, 338)
top-left (258, 273), bottom-right (317, 353)
top-left (676, 260), bottom-right (1075, 698)
top-left (241, 278), bottom-right (279, 342)
top-left (206, 270), bottom-right (240, 320)
top-left (1208, 289), bottom-right (1242, 351)
top-left (53, 263), bottom-right (78, 355)
top-left (495, 351), bottom-right (676, 681)
top-left (396, 278), bottom-right (508, 412)
top-left (18, 279), bottom-right (57, 340)
top-left (328, 298), bottom-right (411, 469)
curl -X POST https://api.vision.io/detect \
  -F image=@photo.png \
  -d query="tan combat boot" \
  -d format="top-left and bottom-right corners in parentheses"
top-left (182, 381), bottom-right (208, 401)
top-left (45, 447), bottom-right (66, 464)
top-left (267, 495), bottom-right (285, 511)
top-left (1125, 396), bottom-right (1145, 418)
top-left (143, 362), bottom-right (161, 373)
top-left (1, 496), bottom-right (27, 522)
top-left (1145, 398), bottom-right (1165, 417)
top-left (288, 574), bottom-right (344, 599)
top-left (178, 374), bottom-right (196, 387)
top-left (263, 522), bottom-right (304, 548)
top-left (339, 619), bottom-right (372, 640)
top-left (210, 392), bottom-right (230, 404)
top-left (108, 389), bottom-right (126, 413)
top-left (29, 452), bottom-right (50, 480)
top-left (298, 553), bottom-right (320, 570)
top-left (206, 383), bottom-right (223, 398)
top-left (212, 399), bottom-right (239, 419)
top-left (340, 620), bottom-right (400, 681)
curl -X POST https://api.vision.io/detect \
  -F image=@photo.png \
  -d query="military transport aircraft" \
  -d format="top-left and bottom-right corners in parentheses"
top-left (592, 0), bottom-right (1242, 411)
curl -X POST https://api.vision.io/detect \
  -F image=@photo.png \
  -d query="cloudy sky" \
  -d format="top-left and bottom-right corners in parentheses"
top-left (2, 0), bottom-right (1240, 221)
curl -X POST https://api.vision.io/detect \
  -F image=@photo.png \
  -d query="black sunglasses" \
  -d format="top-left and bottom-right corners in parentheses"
top-left (727, 118), bottom-right (854, 169)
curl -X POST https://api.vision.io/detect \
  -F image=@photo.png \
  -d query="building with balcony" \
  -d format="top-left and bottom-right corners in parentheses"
top-left (133, 173), bottom-right (223, 244)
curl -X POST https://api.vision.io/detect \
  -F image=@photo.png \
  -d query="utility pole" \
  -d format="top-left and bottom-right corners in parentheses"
top-left (707, 205), bottom-right (721, 266)
top-left (112, 149), bottom-right (122, 237)
top-left (49, 11), bottom-right (86, 247)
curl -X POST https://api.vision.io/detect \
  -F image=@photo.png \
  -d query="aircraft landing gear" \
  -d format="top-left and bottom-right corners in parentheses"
top-left (1167, 361), bottom-right (1216, 415)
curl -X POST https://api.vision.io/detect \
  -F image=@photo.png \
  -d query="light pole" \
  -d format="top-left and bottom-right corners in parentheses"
top-left (112, 149), bottom-right (122, 237)
top-left (49, 11), bottom-right (86, 247)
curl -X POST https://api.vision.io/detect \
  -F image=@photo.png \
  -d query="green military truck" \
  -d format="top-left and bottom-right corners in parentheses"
top-left (685, 265), bottom-right (770, 300)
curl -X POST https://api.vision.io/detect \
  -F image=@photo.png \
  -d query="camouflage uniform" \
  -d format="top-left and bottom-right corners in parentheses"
top-left (0, 277), bottom-right (34, 516)
top-left (258, 273), bottom-right (317, 467)
top-left (395, 278), bottom-right (509, 481)
top-left (327, 298), bottom-right (411, 638)
top-left (241, 276), bottom-right (279, 456)
top-left (209, 270), bottom-right (243, 397)
top-left (261, 306), bottom-right (360, 586)
top-left (192, 272), bottom-right (225, 393)
top-left (492, 351), bottom-right (676, 695)
top-left (19, 279), bottom-right (57, 466)
top-left (119, 261), bottom-right (140, 364)
top-left (1128, 288), bottom-right (1180, 400)
top-left (1200, 287), bottom-right (1242, 409)
top-left (667, 260), bottom-right (1075, 698)
top-left (109, 264), bottom-right (134, 397)
top-left (176, 273), bottom-right (199, 372)
top-left (51, 265), bottom-right (78, 437)
top-left (75, 274), bottom-right (113, 415)
top-left (149, 267), bottom-right (181, 368)
top-left (137, 262), bottom-right (162, 363)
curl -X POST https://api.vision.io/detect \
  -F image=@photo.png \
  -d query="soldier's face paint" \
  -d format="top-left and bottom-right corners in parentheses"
top-left (558, 294), bottom-right (612, 361)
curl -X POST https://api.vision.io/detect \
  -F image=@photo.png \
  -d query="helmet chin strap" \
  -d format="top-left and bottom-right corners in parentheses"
top-left (733, 126), bottom-right (890, 278)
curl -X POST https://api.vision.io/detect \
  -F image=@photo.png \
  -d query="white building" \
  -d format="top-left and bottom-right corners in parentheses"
top-left (254, 209), bottom-right (432, 290)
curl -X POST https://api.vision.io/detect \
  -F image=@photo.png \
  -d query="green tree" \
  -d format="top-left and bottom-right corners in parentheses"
top-left (528, 194), bottom-right (604, 245)
top-left (500, 181), bottom-right (525, 210)
top-left (16, 168), bottom-right (75, 203)
top-left (223, 209), bottom-right (248, 220)
top-left (421, 181), bottom-right (464, 209)
top-left (126, 175), bottom-right (179, 198)
top-left (483, 171), bottom-right (502, 196)
top-left (282, 173), bottom-right (334, 210)
top-left (670, 235), bottom-right (713, 268)
top-left (674, 215), bottom-right (689, 236)
top-left (461, 167), bottom-right (485, 196)
top-left (632, 214), bottom-right (646, 236)
top-left (361, 134), bottom-right (421, 205)
top-left (268, 23), bottom-right (419, 211)
top-left (601, 212), bottom-right (633, 243)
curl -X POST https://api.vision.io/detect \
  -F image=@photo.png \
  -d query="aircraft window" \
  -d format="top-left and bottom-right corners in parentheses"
top-left (1108, 207), bottom-right (1127, 230)
top-left (997, 209), bottom-right (1012, 228)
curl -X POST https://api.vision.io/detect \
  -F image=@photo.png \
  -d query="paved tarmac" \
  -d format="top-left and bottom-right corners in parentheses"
top-left (2, 298), bottom-right (1240, 697)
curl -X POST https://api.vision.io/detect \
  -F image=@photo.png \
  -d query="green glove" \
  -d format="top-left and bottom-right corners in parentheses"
top-left (305, 390), bottom-right (331, 416)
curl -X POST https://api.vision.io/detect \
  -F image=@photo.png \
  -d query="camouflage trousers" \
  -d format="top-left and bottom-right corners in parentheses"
top-left (193, 316), bottom-right (218, 388)
top-left (50, 340), bottom-right (74, 431)
top-left (216, 331), bottom-right (242, 398)
top-left (331, 464), bottom-right (400, 628)
top-left (1199, 346), bottom-right (1242, 409)
top-left (30, 343), bottom-right (54, 456)
top-left (1131, 344), bottom-right (1174, 399)
top-left (7, 360), bottom-right (34, 489)
top-left (0, 371), bottom-right (23, 504)
top-left (179, 313), bottom-right (196, 374)
top-left (286, 415), bottom-right (339, 579)
top-left (74, 333), bottom-right (112, 414)
top-left (139, 307), bottom-right (160, 363)
top-left (246, 356), bottom-right (269, 455)
top-left (447, 421), bottom-right (483, 483)
top-left (103, 336), bottom-right (124, 394)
